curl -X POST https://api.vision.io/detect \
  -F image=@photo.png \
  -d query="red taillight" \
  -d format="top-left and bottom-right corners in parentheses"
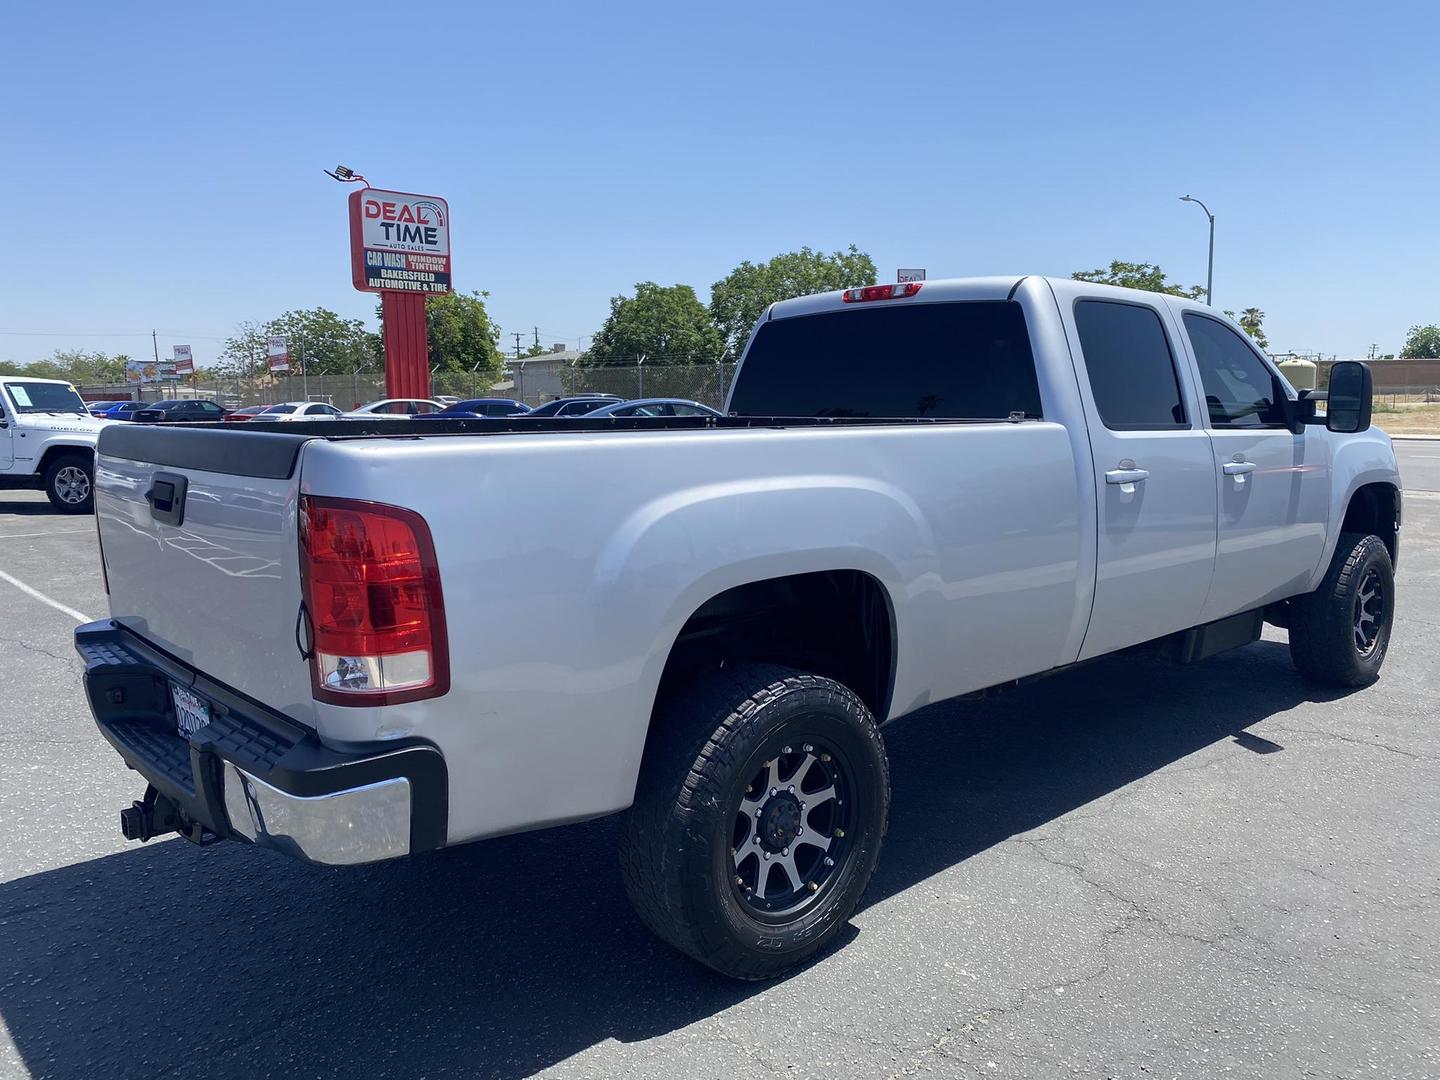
top-left (299, 495), bottom-right (448, 706)
top-left (841, 282), bottom-right (923, 303)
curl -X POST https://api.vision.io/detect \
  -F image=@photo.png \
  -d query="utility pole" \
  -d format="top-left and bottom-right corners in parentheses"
top-left (151, 330), bottom-right (159, 363)
top-left (532, 326), bottom-right (540, 351)
top-left (512, 332), bottom-right (523, 362)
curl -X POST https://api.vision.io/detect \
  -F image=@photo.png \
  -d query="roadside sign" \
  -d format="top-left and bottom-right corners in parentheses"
top-left (267, 336), bottom-right (291, 373)
top-left (897, 268), bottom-right (926, 283)
top-left (172, 345), bottom-right (194, 375)
top-left (125, 359), bottom-right (173, 384)
top-left (348, 188), bottom-right (452, 295)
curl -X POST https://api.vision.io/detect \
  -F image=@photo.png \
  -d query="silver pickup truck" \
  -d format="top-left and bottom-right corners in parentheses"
top-left (76, 276), bottom-right (1401, 978)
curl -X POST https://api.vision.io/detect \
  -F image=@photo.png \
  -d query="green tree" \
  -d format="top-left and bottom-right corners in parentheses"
top-left (1401, 324), bottom-right (1440, 359)
top-left (217, 320), bottom-right (271, 378)
top-left (1223, 307), bottom-right (1269, 350)
top-left (403, 290), bottom-right (505, 376)
top-left (709, 245), bottom-right (877, 358)
top-left (585, 282), bottom-right (724, 365)
top-left (1071, 261), bottom-right (1206, 300)
top-left (265, 307), bottom-right (379, 375)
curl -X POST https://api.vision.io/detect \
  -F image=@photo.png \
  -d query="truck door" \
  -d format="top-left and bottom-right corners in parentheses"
top-left (1063, 297), bottom-right (1219, 660)
top-left (1176, 310), bottom-right (1331, 621)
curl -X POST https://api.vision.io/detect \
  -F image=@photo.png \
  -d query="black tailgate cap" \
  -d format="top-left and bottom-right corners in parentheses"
top-left (98, 424), bottom-right (309, 479)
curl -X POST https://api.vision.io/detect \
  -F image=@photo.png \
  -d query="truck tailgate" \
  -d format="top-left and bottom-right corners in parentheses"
top-left (94, 425), bottom-right (315, 723)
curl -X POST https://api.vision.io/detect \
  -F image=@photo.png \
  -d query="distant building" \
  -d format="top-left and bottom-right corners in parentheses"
top-left (504, 345), bottom-right (585, 403)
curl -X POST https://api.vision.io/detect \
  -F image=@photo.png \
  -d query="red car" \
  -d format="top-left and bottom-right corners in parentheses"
top-left (223, 406), bottom-right (268, 423)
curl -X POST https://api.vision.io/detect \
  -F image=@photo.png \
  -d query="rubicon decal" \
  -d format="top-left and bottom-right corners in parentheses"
top-left (349, 188), bottom-right (452, 294)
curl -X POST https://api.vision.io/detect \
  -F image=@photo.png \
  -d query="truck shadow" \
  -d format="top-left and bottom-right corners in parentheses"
top-left (0, 498), bottom-right (65, 517)
top-left (0, 640), bottom-right (1355, 1079)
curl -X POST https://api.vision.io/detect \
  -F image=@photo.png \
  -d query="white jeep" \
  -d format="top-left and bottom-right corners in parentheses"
top-left (0, 376), bottom-right (111, 513)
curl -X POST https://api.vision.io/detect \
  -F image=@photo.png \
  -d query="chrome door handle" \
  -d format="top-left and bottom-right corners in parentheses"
top-left (1105, 468), bottom-right (1150, 485)
top-left (1222, 461), bottom-right (1257, 476)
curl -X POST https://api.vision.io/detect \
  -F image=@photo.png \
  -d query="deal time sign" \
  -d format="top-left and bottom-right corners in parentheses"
top-left (348, 188), bottom-right (452, 294)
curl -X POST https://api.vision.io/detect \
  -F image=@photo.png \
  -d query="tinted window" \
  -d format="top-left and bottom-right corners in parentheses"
top-left (4, 381), bottom-right (89, 414)
top-left (1183, 314), bottom-right (1286, 428)
top-left (1074, 301), bottom-right (1186, 429)
top-left (730, 301), bottom-right (1042, 419)
top-left (673, 404), bottom-right (711, 416)
top-left (561, 400), bottom-right (610, 416)
top-left (263, 404), bottom-right (297, 414)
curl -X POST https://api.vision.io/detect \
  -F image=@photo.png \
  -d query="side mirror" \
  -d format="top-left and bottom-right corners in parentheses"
top-left (1326, 361), bottom-right (1373, 433)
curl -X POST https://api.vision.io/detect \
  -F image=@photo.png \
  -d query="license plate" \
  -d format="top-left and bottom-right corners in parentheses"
top-left (170, 683), bottom-right (211, 739)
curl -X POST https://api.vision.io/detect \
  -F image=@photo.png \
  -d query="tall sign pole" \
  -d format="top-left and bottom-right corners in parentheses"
top-left (337, 169), bottom-right (452, 400)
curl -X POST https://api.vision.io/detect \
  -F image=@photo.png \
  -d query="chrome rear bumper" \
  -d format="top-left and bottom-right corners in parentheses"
top-left (223, 765), bottom-right (412, 866)
top-left (77, 620), bottom-right (447, 865)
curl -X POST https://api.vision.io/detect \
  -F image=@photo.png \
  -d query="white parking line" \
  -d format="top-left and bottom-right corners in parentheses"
top-left (0, 567), bottom-right (92, 623)
top-left (0, 528), bottom-right (95, 541)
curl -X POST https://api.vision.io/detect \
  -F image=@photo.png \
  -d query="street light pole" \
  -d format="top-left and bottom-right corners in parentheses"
top-left (1179, 195), bottom-right (1215, 306)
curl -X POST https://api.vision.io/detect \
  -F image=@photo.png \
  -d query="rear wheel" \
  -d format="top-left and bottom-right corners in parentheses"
top-left (43, 453), bottom-right (94, 514)
top-left (1289, 532), bottom-right (1393, 686)
top-left (620, 663), bottom-right (889, 980)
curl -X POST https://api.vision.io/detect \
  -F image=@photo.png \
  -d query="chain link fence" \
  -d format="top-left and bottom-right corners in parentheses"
top-left (561, 363), bottom-right (738, 408)
top-left (83, 362), bottom-right (741, 411)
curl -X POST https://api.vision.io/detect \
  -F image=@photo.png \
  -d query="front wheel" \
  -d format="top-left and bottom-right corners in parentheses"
top-left (620, 663), bottom-right (889, 980)
top-left (43, 453), bottom-right (94, 514)
top-left (1289, 532), bottom-right (1394, 686)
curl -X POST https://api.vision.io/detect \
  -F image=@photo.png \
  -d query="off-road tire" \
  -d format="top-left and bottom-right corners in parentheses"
top-left (43, 453), bottom-right (94, 514)
top-left (1289, 532), bottom-right (1393, 686)
top-left (620, 663), bottom-right (889, 980)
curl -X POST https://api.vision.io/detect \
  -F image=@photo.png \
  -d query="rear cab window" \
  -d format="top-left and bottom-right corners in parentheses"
top-left (730, 301), bottom-right (1042, 419)
top-left (1072, 300), bottom-right (1187, 430)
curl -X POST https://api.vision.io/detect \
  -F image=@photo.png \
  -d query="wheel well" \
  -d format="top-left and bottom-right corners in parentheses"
top-left (656, 570), bottom-right (896, 721)
top-left (1341, 482), bottom-right (1400, 562)
top-left (36, 444), bottom-right (93, 477)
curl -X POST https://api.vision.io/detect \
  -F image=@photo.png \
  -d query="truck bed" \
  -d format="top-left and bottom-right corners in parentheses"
top-left (94, 413), bottom-right (1085, 842)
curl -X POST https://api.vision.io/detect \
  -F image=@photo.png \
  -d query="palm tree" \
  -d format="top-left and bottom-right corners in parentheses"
top-left (1239, 308), bottom-right (1268, 348)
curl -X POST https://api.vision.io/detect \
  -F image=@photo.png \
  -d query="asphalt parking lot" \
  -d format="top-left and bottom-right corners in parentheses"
top-left (1, 445), bottom-right (1437, 1080)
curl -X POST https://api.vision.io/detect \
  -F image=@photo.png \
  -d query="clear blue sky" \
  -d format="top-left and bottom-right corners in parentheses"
top-left (2, 1), bottom-right (1437, 365)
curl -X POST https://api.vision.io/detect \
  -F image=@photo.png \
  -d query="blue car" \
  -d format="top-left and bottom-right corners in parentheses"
top-left (92, 401), bottom-right (150, 421)
top-left (412, 398), bottom-right (531, 420)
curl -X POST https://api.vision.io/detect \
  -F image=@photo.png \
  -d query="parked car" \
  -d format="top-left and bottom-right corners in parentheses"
top-left (0, 375), bottom-right (110, 512)
top-left (412, 398), bottom-right (531, 420)
top-left (256, 401), bottom-right (346, 422)
top-left (223, 405), bottom-right (270, 423)
top-left (434, 395), bottom-right (461, 406)
top-left (342, 398), bottom-right (445, 419)
top-left (133, 399), bottom-right (230, 423)
top-left (585, 398), bottom-right (722, 418)
top-left (78, 275), bottom-right (1400, 980)
top-left (86, 400), bottom-right (125, 416)
top-left (91, 401), bottom-right (150, 421)
top-left (524, 394), bottom-right (623, 417)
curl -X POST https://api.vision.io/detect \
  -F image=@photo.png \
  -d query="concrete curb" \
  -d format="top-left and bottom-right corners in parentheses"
top-left (1389, 433), bottom-right (1440, 441)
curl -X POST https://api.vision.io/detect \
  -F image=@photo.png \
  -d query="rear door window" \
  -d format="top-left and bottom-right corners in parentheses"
top-left (1073, 300), bottom-right (1187, 430)
top-left (1182, 313), bottom-right (1287, 427)
top-left (730, 300), bottom-right (1042, 419)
